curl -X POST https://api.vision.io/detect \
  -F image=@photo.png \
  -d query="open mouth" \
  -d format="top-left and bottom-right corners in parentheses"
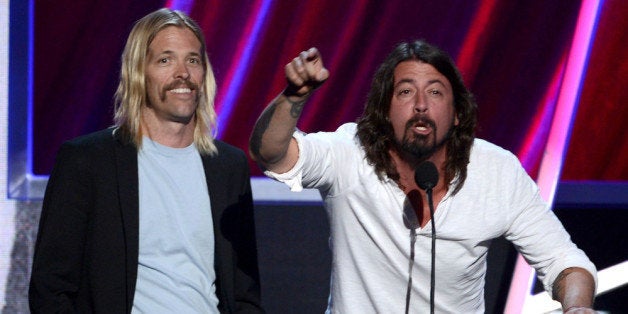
top-left (165, 79), bottom-right (198, 96)
top-left (169, 87), bottom-right (193, 94)
top-left (411, 119), bottom-right (433, 136)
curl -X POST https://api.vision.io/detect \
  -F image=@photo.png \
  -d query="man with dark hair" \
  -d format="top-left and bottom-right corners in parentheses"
top-left (29, 8), bottom-right (263, 313)
top-left (249, 41), bottom-right (596, 313)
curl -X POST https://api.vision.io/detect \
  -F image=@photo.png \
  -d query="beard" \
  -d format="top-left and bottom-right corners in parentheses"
top-left (399, 116), bottom-right (453, 161)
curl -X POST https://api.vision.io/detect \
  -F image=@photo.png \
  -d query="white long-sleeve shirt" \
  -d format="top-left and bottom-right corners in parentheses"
top-left (265, 123), bottom-right (596, 313)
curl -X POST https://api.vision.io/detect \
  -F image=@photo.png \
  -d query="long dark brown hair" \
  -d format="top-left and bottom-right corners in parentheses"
top-left (356, 40), bottom-right (477, 195)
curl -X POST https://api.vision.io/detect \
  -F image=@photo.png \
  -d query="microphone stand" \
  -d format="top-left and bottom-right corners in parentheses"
top-left (404, 188), bottom-right (436, 314)
top-left (412, 160), bottom-right (439, 313)
top-left (426, 187), bottom-right (436, 314)
top-left (405, 228), bottom-right (417, 314)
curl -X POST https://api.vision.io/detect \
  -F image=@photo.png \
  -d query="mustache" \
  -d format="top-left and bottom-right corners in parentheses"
top-left (163, 79), bottom-right (199, 92)
top-left (405, 115), bottom-right (436, 131)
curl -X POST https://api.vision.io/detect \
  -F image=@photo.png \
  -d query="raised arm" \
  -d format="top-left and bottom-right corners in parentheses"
top-left (552, 267), bottom-right (596, 313)
top-left (249, 47), bottom-right (329, 173)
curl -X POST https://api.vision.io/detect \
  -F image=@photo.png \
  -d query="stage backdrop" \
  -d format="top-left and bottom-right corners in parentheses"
top-left (2, 0), bottom-right (627, 313)
top-left (31, 0), bottom-right (628, 181)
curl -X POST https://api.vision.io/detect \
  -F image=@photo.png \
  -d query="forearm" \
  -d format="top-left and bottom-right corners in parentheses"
top-left (250, 47), bottom-right (327, 172)
top-left (249, 91), bottom-right (306, 170)
top-left (552, 267), bottom-right (596, 313)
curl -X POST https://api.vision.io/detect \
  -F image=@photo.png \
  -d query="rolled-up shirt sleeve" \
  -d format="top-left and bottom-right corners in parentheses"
top-left (264, 129), bottom-right (308, 192)
top-left (503, 158), bottom-right (597, 296)
top-left (264, 124), bottom-right (357, 194)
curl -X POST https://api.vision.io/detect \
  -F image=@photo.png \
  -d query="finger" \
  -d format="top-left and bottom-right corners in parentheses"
top-left (305, 47), bottom-right (320, 62)
top-left (295, 56), bottom-right (314, 81)
top-left (316, 68), bottom-right (330, 82)
top-left (301, 56), bottom-right (317, 80)
top-left (285, 60), bottom-right (305, 87)
top-left (301, 49), bottom-right (325, 81)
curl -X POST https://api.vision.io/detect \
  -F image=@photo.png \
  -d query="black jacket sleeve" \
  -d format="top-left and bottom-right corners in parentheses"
top-left (206, 141), bottom-right (264, 313)
top-left (29, 141), bottom-right (92, 313)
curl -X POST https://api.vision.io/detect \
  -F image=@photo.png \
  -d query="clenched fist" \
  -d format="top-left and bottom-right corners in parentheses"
top-left (284, 47), bottom-right (329, 98)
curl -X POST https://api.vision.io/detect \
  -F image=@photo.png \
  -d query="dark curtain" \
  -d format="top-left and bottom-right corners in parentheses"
top-left (33, 0), bottom-right (627, 181)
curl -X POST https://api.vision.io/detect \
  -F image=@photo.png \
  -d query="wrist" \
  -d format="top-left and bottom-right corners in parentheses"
top-left (282, 85), bottom-right (310, 98)
top-left (281, 89), bottom-right (308, 104)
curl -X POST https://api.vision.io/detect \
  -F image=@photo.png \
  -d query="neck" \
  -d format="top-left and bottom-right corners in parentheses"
top-left (140, 110), bottom-right (196, 148)
top-left (390, 148), bottom-right (448, 194)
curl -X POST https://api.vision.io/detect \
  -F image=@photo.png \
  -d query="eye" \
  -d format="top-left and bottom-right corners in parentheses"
top-left (158, 57), bottom-right (169, 64)
top-left (428, 89), bottom-right (441, 96)
top-left (397, 89), bottom-right (411, 96)
top-left (188, 57), bottom-right (201, 64)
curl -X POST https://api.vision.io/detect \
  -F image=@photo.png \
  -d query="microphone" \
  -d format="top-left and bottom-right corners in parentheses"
top-left (414, 161), bottom-right (439, 191)
top-left (413, 161), bottom-right (439, 314)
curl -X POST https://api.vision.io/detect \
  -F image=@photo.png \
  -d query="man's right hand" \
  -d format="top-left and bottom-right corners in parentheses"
top-left (284, 47), bottom-right (329, 98)
top-left (249, 47), bottom-right (328, 173)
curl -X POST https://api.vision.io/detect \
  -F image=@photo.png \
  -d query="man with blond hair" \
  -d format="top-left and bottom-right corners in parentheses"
top-left (29, 8), bottom-right (263, 313)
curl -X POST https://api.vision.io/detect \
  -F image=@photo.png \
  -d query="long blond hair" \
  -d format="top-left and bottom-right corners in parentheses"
top-left (114, 8), bottom-right (217, 155)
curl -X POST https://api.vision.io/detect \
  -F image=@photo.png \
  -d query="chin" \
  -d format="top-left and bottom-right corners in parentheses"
top-left (170, 111), bottom-right (196, 124)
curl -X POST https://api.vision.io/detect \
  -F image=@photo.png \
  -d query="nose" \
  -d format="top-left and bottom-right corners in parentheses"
top-left (413, 93), bottom-right (427, 113)
top-left (174, 62), bottom-right (190, 80)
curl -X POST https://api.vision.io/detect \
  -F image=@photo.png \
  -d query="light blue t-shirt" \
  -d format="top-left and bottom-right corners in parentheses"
top-left (132, 137), bottom-right (219, 314)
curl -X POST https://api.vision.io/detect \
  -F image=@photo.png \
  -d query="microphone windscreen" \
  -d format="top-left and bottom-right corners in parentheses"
top-left (414, 161), bottom-right (439, 191)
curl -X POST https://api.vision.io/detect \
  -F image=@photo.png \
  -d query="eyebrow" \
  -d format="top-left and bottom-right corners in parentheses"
top-left (152, 50), bottom-right (202, 57)
top-left (394, 78), bottom-right (447, 88)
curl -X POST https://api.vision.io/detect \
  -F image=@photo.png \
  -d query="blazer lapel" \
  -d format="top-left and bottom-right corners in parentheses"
top-left (201, 150), bottom-right (225, 254)
top-left (200, 149), bottom-right (234, 311)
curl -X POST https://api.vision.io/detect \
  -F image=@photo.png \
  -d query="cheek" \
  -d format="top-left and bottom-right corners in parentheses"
top-left (144, 73), bottom-right (159, 92)
top-left (146, 81), bottom-right (161, 98)
top-left (191, 69), bottom-right (205, 83)
top-left (388, 111), bottom-right (407, 139)
top-left (144, 78), bottom-right (163, 104)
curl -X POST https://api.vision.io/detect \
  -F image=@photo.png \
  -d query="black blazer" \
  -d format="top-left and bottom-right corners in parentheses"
top-left (29, 128), bottom-right (263, 313)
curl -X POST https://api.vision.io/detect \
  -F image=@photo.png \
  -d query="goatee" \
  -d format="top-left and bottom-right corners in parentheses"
top-left (399, 116), bottom-right (452, 162)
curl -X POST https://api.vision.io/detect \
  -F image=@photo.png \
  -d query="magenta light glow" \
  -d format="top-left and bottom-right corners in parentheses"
top-left (214, 0), bottom-right (273, 137)
top-left (456, 0), bottom-right (498, 86)
top-left (504, 0), bottom-right (603, 312)
top-left (517, 54), bottom-right (567, 173)
top-left (165, 0), bottom-right (195, 13)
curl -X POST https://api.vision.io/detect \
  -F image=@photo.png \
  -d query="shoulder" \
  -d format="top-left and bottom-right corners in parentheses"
top-left (468, 139), bottom-right (529, 183)
top-left (56, 128), bottom-right (124, 159)
top-left (205, 140), bottom-right (248, 169)
top-left (298, 122), bottom-right (359, 147)
top-left (333, 122), bottom-right (360, 143)
top-left (299, 122), bottom-right (358, 139)
top-left (66, 127), bottom-right (115, 145)
top-left (49, 128), bottom-right (128, 180)
top-left (470, 139), bottom-right (520, 164)
top-left (54, 127), bottom-right (137, 168)
top-left (202, 140), bottom-right (251, 187)
top-left (62, 127), bottom-right (131, 152)
top-left (335, 122), bottom-right (358, 137)
top-left (213, 139), bottom-right (246, 159)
